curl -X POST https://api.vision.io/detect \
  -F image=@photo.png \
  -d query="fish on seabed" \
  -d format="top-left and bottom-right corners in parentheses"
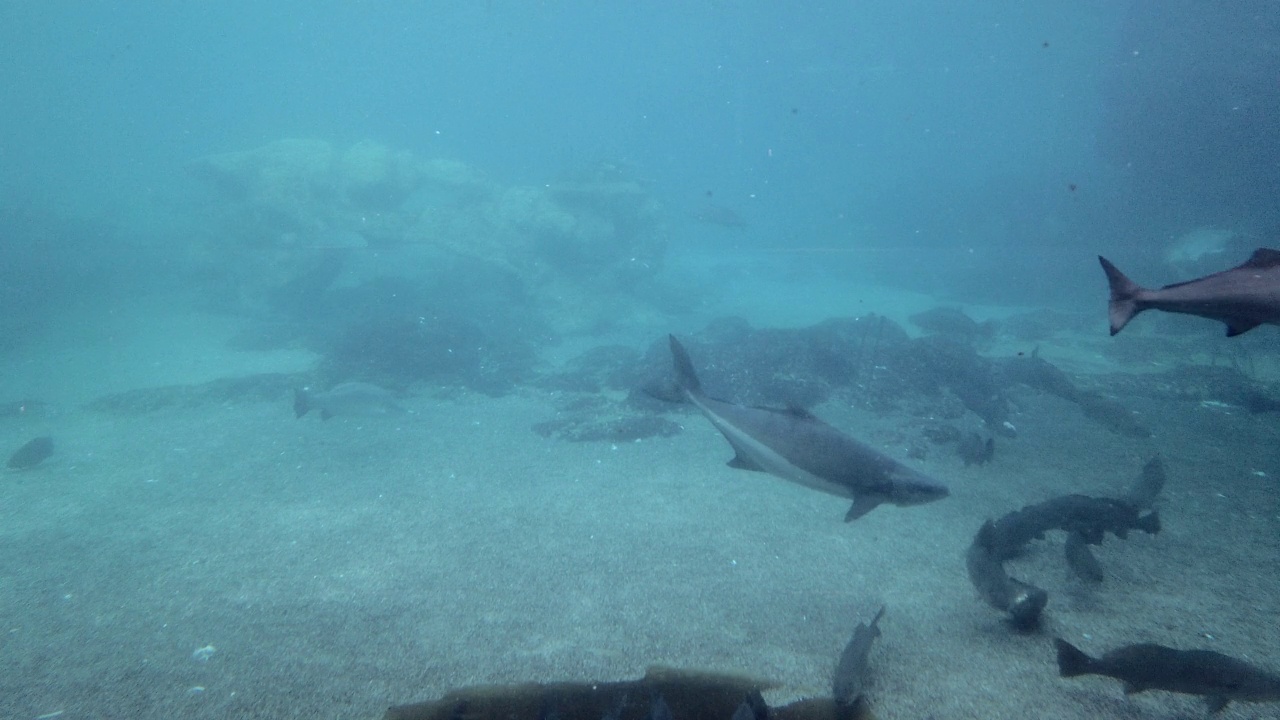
top-left (1056, 637), bottom-right (1280, 713)
top-left (294, 382), bottom-right (405, 420)
top-left (1099, 248), bottom-right (1280, 336)
top-left (667, 335), bottom-right (949, 521)
top-left (7, 436), bottom-right (53, 470)
top-left (833, 605), bottom-right (886, 708)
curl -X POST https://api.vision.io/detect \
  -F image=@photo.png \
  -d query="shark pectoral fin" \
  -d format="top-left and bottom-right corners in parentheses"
top-left (727, 452), bottom-right (765, 472)
top-left (1205, 696), bottom-right (1229, 713)
top-left (844, 496), bottom-right (883, 522)
top-left (1225, 320), bottom-right (1261, 337)
top-left (1122, 681), bottom-right (1145, 695)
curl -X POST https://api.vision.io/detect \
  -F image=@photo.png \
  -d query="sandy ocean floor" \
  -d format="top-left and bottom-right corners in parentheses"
top-left (2, 286), bottom-right (1280, 720)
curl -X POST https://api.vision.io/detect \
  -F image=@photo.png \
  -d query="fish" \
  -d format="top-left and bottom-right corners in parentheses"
top-left (966, 520), bottom-right (1048, 629)
top-left (908, 307), bottom-right (996, 343)
top-left (983, 494), bottom-right (1159, 560)
top-left (833, 605), bottom-right (886, 707)
top-left (688, 202), bottom-right (745, 229)
top-left (1055, 637), bottom-right (1280, 713)
top-left (1099, 248), bottom-right (1280, 336)
top-left (7, 436), bottom-right (53, 470)
top-left (384, 666), bottom-right (775, 720)
top-left (956, 432), bottom-right (994, 467)
top-left (294, 382), bottom-right (405, 420)
top-left (668, 335), bottom-right (950, 521)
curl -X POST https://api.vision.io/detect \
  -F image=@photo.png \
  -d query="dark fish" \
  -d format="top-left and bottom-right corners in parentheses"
top-left (984, 495), bottom-right (1159, 560)
top-left (956, 432), bottom-right (994, 467)
top-left (833, 605), bottom-right (885, 707)
top-left (908, 307), bottom-right (996, 342)
top-left (1056, 637), bottom-right (1280, 712)
top-left (294, 382), bottom-right (404, 420)
top-left (7, 436), bottom-right (53, 470)
top-left (385, 666), bottom-right (775, 720)
top-left (966, 520), bottom-right (1047, 629)
top-left (1099, 248), bottom-right (1280, 336)
top-left (1122, 456), bottom-right (1166, 511)
top-left (1063, 530), bottom-right (1104, 584)
top-left (669, 335), bottom-right (949, 521)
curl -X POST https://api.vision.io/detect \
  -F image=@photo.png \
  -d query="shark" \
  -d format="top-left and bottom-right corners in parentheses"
top-left (1099, 248), bottom-right (1280, 336)
top-left (667, 335), bottom-right (949, 521)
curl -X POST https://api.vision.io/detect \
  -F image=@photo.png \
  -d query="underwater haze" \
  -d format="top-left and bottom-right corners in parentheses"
top-left (3, 2), bottom-right (1280, 719)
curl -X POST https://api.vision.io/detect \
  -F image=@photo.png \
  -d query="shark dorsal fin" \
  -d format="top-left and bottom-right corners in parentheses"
top-left (1225, 320), bottom-right (1262, 337)
top-left (1241, 248), bottom-right (1280, 269)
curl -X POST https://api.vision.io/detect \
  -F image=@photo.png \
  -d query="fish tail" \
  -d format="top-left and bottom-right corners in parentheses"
top-left (1098, 256), bottom-right (1146, 336)
top-left (293, 389), bottom-right (310, 418)
top-left (668, 335), bottom-right (702, 395)
top-left (1054, 638), bottom-right (1095, 677)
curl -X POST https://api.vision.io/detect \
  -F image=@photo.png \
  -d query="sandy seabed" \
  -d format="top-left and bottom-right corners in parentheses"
top-left (1, 297), bottom-right (1279, 720)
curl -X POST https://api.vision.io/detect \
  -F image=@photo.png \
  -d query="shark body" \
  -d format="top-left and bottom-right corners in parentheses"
top-left (1100, 248), bottom-right (1280, 336)
top-left (668, 335), bottom-right (949, 521)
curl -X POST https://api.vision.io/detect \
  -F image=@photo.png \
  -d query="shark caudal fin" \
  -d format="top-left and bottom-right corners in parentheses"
top-left (668, 335), bottom-right (703, 395)
top-left (1054, 638), bottom-right (1096, 678)
top-left (1098, 256), bottom-right (1146, 336)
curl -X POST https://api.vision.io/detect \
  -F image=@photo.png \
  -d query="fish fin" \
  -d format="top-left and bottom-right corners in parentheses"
top-left (726, 452), bottom-right (765, 472)
top-left (1225, 320), bottom-right (1261, 337)
top-left (1054, 638), bottom-right (1095, 677)
top-left (668, 335), bottom-right (702, 394)
top-left (293, 389), bottom-right (310, 418)
top-left (844, 496), bottom-right (883, 522)
top-left (320, 409), bottom-right (333, 421)
top-left (1122, 681), bottom-right (1146, 695)
top-left (1098, 256), bottom-right (1145, 335)
top-left (1205, 695), bottom-right (1229, 713)
top-left (1241, 248), bottom-right (1280, 269)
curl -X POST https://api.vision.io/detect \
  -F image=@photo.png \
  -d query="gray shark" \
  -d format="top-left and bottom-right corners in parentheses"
top-left (668, 335), bottom-right (949, 521)
top-left (1099, 248), bottom-right (1280, 336)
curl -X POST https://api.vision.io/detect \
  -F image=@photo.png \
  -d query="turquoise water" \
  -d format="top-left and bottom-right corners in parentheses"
top-left (3, 3), bottom-right (1280, 719)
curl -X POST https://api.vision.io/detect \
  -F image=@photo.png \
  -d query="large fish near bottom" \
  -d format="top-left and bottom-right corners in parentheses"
top-left (667, 335), bottom-right (949, 521)
top-left (1056, 637), bottom-right (1280, 713)
top-left (1099, 248), bottom-right (1280, 336)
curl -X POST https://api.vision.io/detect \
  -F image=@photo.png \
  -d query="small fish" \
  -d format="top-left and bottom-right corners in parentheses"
top-left (833, 605), bottom-right (885, 707)
top-left (7, 436), bottom-right (53, 470)
top-left (1056, 637), bottom-right (1280, 713)
top-left (294, 383), bottom-right (404, 420)
top-left (1099, 248), bottom-right (1280, 336)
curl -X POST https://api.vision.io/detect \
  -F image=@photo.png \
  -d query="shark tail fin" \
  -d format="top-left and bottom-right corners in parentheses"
top-left (1098, 256), bottom-right (1146, 336)
top-left (668, 335), bottom-right (703, 395)
top-left (1054, 638), bottom-right (1095, 678)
